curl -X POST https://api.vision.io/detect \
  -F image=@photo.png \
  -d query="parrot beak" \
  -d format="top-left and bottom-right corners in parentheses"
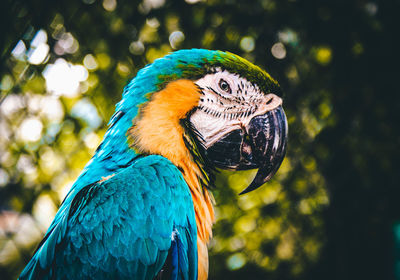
top-left (205, 106), bottom-right (288, 195)
top-left (238, 106), bottom-right (288, 194)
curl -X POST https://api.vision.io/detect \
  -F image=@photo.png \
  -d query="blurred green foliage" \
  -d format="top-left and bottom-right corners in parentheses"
top-left (0, 0), bottom-right (399, 279)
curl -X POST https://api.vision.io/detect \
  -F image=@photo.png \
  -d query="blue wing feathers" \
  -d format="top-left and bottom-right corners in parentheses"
top-left (167, 225), bottom-right (196, 280)
top-left (20, 155), bottom-right (198, 280)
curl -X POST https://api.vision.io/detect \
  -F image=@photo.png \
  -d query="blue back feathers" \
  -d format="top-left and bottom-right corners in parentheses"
top-left (20, 156), bottom-right (197, 279)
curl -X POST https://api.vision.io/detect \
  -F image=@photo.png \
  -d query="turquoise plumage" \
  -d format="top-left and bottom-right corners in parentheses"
top-left (19, 49), bottom-right (288, 279)
top-left (21, 156), bottom-right (197, 279)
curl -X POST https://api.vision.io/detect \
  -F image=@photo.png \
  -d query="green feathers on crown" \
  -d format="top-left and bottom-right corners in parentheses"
top-left (154, 49), bottom-right (281, 96)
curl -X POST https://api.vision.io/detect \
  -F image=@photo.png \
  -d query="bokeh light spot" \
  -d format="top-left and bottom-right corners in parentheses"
top-left (235, 217), bottom-right (256, 233)
top-left (33, 194), bottom-right (58, 231)
top-left (315, 47), bottom-right (332, 65)
top-left (30, 30), bottom-right (47, 48)
top-left (129, 41), bottom-right (145, 55)
top-left (227, 253), bottom-right (246, 270)
top-left (71, 98), bottom-right (102, 129)
top-left (117, 62), bottom-right (130, 76)
top-left (277, 231), bottom-right (295, 260)
top-left (16, 155), bottom-right (36, 175)
top-left (39, 147), bottom-right (64, 175)
top-left (0, 94), bottom-right (24, 115)
top-left (54, 32), bottom-right (79, 55)
top-left (352, 42), bottom-right (364, 56)
top-left (27, 30), bottom-right (50, 65)
top-left (185, 0), bottom-right (203, 3)
top-left (83, 54), bottom-right (98, 70)
top-left (42, 58), bottom-right (88, 97)
top-left (84, 132), bottom-right (101, 151)
top-left (103, 0), bottom-right (117, 11)
top-left (28, 43), bottom-right (49, 65)
top-left (146, 18), bottom-right (160, 28)
top-left (11, 40), bottom-right (26, 59)
top-left (278, 29), bottom-right (299, 46)
top-left (96, 53), bottom-right (111, 69)
top-left (142, 0), bottom-right (165, 11)
top-left (271, 42), bottom-right (286, 59)
top-left (365, 2), bottom-right (378, 16)
top-left (18, 117), bottom-right (43, 142)
top-left (1, 75), bottom-right (14, 91)
top-left (169, 31), bottom-right (185, 49)
top-left (40, 96), bottom-right (65, 122)
top-left (0, 169), bottom-right (9, 187)
top-left (240, 36), bottom-right (255, 52)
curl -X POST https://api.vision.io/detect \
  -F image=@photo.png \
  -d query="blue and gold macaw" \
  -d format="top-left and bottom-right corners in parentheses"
top-left (20, 49), bottom-right (288, 280)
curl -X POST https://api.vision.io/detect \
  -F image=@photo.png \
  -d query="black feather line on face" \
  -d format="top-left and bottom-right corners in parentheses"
top-left (180, 109), bottom-right (218, 190)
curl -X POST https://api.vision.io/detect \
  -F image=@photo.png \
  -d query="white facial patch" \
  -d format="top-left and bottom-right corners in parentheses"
top-left (190, 70), bottom-right (282, 148)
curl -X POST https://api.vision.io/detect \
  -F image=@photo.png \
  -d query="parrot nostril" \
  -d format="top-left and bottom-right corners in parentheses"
top-left (261, 94), bottom-right (282, 114)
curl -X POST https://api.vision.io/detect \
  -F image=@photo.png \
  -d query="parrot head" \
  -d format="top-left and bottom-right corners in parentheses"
top-left (190, 68), bottom-right (287, 194)
top-left (126, 49), bottom-right (287, 195)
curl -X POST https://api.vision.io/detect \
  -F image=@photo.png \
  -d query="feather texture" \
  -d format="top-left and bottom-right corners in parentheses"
top-left (19, 155), bottom-right (197, 280)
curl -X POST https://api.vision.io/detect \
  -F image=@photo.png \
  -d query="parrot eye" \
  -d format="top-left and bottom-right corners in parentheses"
top-left (218, 79), bottom-right (231, 94)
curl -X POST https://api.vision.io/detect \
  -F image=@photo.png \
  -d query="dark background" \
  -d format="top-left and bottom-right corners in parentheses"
top-left (0, 0), bottom-right (399, 279)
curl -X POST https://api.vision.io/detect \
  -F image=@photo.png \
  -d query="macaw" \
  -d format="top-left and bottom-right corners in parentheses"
top-left (19, 49), bottom-right (288, 280)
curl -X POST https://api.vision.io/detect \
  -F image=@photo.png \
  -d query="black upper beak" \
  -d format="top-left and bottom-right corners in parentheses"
top-left (239, 106), bottom-right (288, 194)
top-left (205, 106), bottom-right (288, 194)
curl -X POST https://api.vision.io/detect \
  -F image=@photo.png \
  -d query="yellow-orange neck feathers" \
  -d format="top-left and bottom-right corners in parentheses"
top-left (128, 79), bottom-right (214, 279)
